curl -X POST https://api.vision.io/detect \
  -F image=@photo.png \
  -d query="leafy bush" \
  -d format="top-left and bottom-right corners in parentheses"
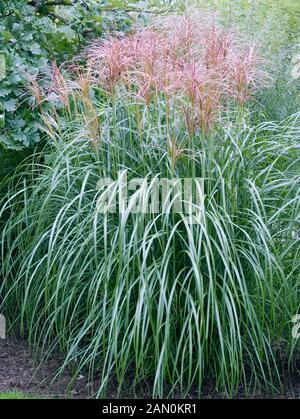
top-left (1, 12), bottom-right (299, 397)
top-left (0, 0), bottom-right (134, 149)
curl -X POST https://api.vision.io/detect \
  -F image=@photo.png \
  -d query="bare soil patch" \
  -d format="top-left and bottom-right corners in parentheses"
top-left (0, 338), bottom-right (92, 398)
top-left (0, 338), bottom-right (299, 399)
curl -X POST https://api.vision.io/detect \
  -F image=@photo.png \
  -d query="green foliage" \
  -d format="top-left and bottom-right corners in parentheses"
top-left (0, 392), bottom-right (34, 399)
top-left (0, 147), bottom-right (30, 180)
top-left (0, 0), bottom-right (134, 149)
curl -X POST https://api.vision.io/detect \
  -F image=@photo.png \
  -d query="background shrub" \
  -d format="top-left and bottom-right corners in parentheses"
top-left (0, 0), bottom-right (135, 149)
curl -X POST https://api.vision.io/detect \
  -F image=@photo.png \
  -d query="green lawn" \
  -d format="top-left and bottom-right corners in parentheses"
top-left (0, 393), bottom-right (33, 400)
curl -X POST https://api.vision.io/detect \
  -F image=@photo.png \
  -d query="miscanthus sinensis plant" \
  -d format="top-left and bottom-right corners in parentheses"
top-left (0, 11), bottom-right (299, 397)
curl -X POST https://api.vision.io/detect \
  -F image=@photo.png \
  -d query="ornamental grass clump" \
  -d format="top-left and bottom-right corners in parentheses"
top-left (1, 10), bottom-right (299, 398)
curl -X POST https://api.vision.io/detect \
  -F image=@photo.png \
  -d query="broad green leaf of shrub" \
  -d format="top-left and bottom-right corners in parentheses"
top-left (3, 99), bottom-right (16, 112)
top-left (0, 55), bottom-right (6, 81)
top-left (0, 0), bottom-right (133, 150)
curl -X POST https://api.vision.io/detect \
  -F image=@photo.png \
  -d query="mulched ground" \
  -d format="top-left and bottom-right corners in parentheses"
top-left (0, 338), bottom-right (299, 399)
top-left (0, 338), bottom-right (92, 398)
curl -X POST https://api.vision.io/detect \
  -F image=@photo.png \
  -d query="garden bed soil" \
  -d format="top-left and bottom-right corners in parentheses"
top-left (0, 338), bottom-right (299, 399)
